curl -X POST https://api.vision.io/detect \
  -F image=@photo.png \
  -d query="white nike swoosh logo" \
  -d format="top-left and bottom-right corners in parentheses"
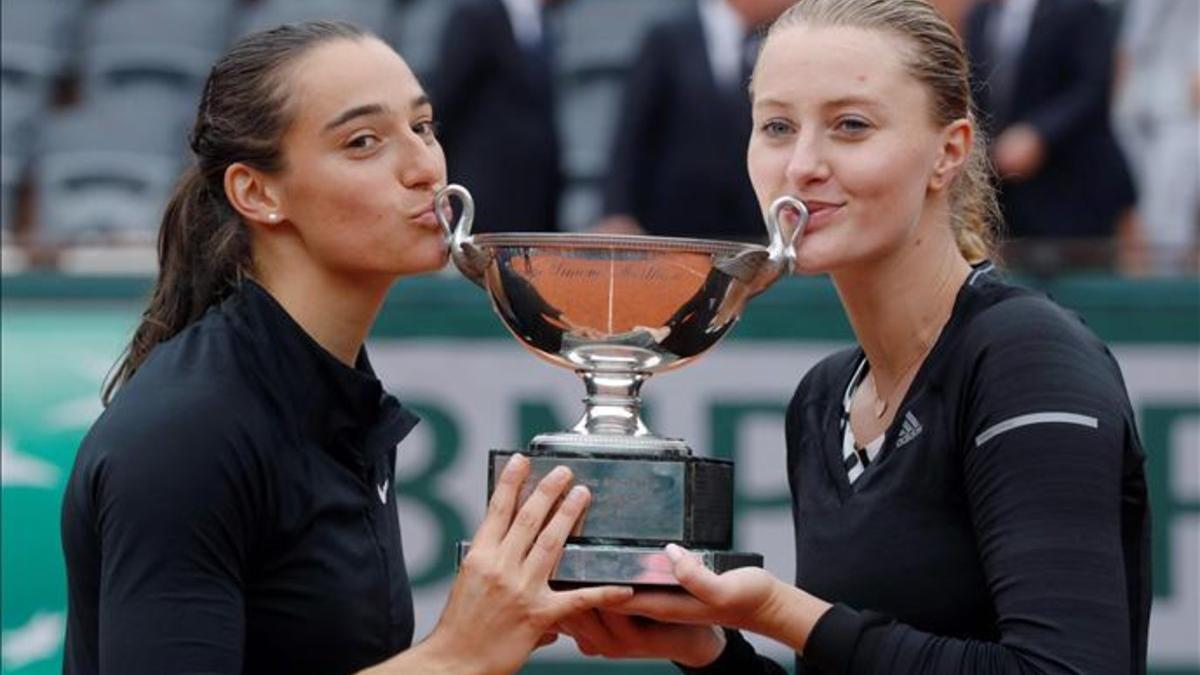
top-left (376, 479), bottom-right (389, 504)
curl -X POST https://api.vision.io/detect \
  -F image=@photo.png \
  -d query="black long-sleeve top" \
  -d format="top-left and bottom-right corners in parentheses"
top-left (61, 280), bottom-right (421, 675)
top-left (682, 266), bottom-right (1151, 674)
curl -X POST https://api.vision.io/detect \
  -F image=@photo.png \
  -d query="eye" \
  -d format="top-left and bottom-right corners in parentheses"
top-left (834, 116), bottom-right (872, 135)
top-left (413, 119), bottom-right (439, 140)
top-left (759, 118), bottom-right (795, 138)
top-left (346, 133), bottom-right (381, 150)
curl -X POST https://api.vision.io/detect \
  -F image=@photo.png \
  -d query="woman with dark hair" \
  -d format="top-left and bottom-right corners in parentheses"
top-left (60, 21), bottom-right (630, 675)
top-left (557, 1), bottom-right (1151, 673)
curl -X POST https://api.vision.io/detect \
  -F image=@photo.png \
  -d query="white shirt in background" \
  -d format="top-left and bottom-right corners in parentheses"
top-left (698, 0), bottom-right (750, 90)
top-left (501, 0), bottom-right (544, 50)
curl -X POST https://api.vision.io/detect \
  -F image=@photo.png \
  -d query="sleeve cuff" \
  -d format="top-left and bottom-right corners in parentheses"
top-left (674, 628), bottom-right (759, 675)
top-left (802, 603), bottom-right (865, 673)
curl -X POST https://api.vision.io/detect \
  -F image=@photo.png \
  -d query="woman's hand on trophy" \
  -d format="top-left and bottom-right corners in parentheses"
top-left (419, 455), bottom-right (634, 674)
top-left (609, 544), bottom-right (832, 653)
top-left (557, 610), bottom-right (728, 667)
top-left (611, 544), bottom-right (781, 631)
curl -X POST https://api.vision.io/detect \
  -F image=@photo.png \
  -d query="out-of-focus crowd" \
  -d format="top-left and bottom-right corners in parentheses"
top-left (1, 0), bottom-right (1195, 276)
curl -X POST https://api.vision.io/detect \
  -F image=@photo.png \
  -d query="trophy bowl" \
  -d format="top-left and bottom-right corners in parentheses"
top-left (438, 184), bottom-right (808, 584)
top-left (437, 184), bottom-right (807, 454)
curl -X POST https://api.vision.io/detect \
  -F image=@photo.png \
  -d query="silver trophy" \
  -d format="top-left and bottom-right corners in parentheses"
top-left (438, 184), bottom-right (807, 585)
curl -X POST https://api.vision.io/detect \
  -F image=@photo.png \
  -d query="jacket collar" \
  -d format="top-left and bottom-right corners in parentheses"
top-left (221, 279), bottom-right (419, 455)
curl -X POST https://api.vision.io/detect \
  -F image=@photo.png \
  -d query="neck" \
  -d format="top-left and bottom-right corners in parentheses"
top-left (253, 259), bottom-right (392, 368)
top-left (831, 223), bottom-right (972, 389)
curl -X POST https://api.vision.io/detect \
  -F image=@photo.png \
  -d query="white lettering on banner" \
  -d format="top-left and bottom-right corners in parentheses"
top-left (1, 433), bottom-right (59, 488)
top-left (1, 612), bottom-right (65, 670)
top-left (1149, 416), bottom-right (1200, 665)
top-left (369, 342), bottom-right (1200, 667)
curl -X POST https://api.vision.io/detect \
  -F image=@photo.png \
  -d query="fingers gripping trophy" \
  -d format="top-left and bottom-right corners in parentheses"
top-left (437, 184), bottom-right (808, 585)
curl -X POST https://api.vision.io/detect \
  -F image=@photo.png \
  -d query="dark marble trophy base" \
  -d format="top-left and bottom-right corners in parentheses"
top-left (458, 448), bottom-right (763, 586)
top-left (457, 542), bottom-right (763, 587)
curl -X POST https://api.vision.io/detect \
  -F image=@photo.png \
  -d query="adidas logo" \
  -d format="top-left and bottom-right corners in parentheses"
top-left (896, 411), bottom-right (923, 448)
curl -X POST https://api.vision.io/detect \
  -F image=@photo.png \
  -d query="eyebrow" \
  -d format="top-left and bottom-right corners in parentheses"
top-left (753, 96), bottom-right (792, 111)
top-left (821, 95), bottom-right (883, 112)
top-left (323, 95), bottom-right (433, 132)
top-left (324, 103), bottom-right (389, 132)
top-left (753, 95), bottom-right (883, 112)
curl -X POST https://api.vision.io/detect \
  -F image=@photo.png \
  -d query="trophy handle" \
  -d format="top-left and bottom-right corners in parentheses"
top-left (435, 183), bottom-right (488, 287)
top-left (765, 195), bottom-right (809, 274)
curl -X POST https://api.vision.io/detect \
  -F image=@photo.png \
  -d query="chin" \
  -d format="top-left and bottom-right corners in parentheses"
top-left (791, 259), bottom-right (829, 276)
top-left (401, 248), bottom-right (450, 277)
top-left (791, 240), bottom-right (842, 276)
top-left (394, 235), bottom-right (450, 272)
top-left (792, 227), bottom-right (885, 276)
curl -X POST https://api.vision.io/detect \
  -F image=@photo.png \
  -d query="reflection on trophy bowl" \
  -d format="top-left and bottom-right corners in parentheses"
top-left (436, 184), bottom-right (807, 454)
top-left (469, 236), bottom-right (776, 452)
top-left (438, 184), bottom-right (808, 585)
top-left (472, 233), bottom-right (763, 373)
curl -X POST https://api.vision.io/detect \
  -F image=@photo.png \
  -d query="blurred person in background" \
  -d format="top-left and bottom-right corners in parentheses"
top-left (1113, 0), bottom-right (1200, 275)
top-left (431, 0), bottom-right (562, 233)
top-left (594, 0), bottom-right (792, 240)
top-left (555, 0), bottom-right (1150, 672)
top-left (965, 0), bottom-right (1137, 273)
top-left (59, 20), bottom-right (631, 675)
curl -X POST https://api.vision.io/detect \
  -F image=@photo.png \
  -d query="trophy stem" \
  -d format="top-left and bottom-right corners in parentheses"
top-left (528, 370), bottom-right (688, 453)
top-left (572, 370), bottom-right (651, 437)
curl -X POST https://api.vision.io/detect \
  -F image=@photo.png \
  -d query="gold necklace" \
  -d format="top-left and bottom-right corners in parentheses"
top-left (862, 259), bottom-right (965, 419)
top-left (868, 340), bottom-right (934, 419)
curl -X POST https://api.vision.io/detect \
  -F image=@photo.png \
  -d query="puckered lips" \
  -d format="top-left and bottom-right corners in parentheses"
top-left (408, 201), bottom-right (440, 230)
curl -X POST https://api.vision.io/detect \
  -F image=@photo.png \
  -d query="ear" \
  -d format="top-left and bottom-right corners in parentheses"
top-left (929, 118), bottom-right (972, 193)
top-left (224, 162), bottom-right (285, 227)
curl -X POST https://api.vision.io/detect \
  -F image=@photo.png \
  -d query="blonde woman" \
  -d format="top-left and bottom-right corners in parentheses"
top-left (558, 1), bottom-right (1151, 673)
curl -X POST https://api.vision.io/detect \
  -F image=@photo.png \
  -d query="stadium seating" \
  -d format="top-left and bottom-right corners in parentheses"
top-left (1, 82), bottom-right (43, 236)
top-left (236, 0), bottom-right (392, 40)
top-left (553, 0), bottom-right (688, 79)
top-left (1, 0), bottom-right (84, 86)
top-left (556, 78), bottom-right (623, 185)
top-left (387, 0), bottom-right (465, 85)
top-left (0, 0), bottom-right (700, 245)
top-left (81, 0), bottom-right (238, 101)
top-left (33, 88), bottom-right (188, 245)
top-left (551, 0), bottom-right (689, 229)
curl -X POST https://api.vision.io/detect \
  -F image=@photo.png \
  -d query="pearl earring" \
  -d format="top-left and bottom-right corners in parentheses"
top-left (268, 213), bottom-right (280, 223)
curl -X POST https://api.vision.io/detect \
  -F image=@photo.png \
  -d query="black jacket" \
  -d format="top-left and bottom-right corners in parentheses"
top-left (603, 6), bottom-right (764, 242)
top-left (62, 281), bottom-right (420, 675)
top-left (965, 0), bottom-right (1136, 238)
top-left (432, 0), bottom-right (561, 233)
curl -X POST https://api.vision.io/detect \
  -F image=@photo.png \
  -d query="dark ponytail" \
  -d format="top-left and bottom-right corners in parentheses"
top-left (102, 20), bottom-right (368, 405)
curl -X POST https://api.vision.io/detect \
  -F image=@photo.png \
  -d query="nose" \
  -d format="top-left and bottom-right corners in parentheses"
top-left (783, 131), bottom-right (830, 190)
top-left (398, 134), bottom-right (444, 191)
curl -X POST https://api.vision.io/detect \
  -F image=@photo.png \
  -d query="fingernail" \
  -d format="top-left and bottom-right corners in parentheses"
top-left (568, 485), bottom-right (589, 502)
top-left (507, 454), bottom-right (527, 471)
top-left (548, 465), bottom-right (572, 483)
top-left (664, 543), bottom-right (686, 562)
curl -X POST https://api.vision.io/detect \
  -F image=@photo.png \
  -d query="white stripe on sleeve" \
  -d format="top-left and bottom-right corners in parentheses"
top-left (975, 412), bottom-right (1098, 447)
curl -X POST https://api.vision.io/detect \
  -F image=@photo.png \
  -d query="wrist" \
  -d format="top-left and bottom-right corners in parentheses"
top-left (401, 627), bottom-right (487, 675)
top-left (753, 581), bottom-right (831, 653)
